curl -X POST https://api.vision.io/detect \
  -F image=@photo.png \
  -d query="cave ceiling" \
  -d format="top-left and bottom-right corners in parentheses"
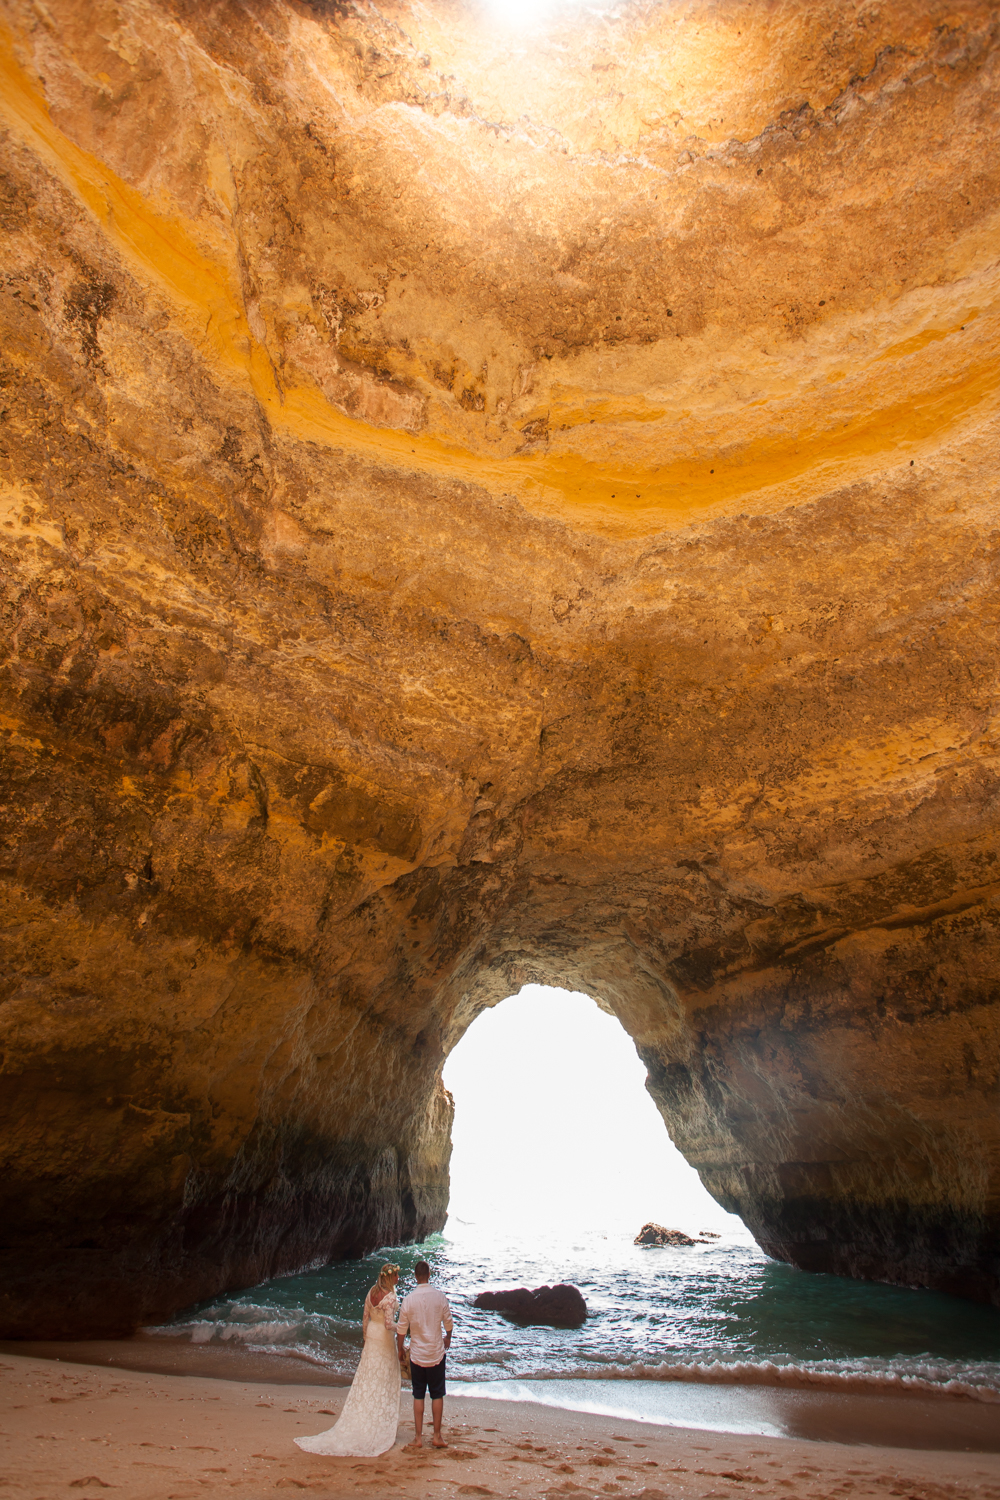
top-left (1, 0), bottom-right (999, 1335)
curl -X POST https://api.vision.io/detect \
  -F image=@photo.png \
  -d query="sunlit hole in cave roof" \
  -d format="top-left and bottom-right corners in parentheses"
top-left (479, 0), bottom-right (574, 33)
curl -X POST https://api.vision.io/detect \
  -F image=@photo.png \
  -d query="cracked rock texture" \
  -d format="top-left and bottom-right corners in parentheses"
top-left (1, 0), bottom-right (999, 1335)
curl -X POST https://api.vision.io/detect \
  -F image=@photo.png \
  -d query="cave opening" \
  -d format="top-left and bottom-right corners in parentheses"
top-left (441, 984), bottom-right (736, 1242)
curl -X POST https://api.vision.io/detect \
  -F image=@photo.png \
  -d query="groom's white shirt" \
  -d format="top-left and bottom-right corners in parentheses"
top-left (397, 1283), bottom-right (453, 1366)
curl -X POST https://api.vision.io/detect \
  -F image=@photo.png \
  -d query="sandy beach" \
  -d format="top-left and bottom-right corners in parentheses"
top-left (2, 1349), bottom-right (999, 1500)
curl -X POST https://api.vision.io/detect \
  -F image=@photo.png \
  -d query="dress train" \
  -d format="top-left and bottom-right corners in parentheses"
top-left (295, 1288), bottom-right (401, 1457)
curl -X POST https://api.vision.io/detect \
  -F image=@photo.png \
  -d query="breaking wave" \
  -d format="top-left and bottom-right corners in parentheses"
top-left (475, 1359), bottom-right (1000, 1403)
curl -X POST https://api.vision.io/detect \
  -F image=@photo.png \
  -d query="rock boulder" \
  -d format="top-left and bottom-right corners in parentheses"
top-left (474, 1284), bottom-right (588, 1328)
top-left (634, 1224), bottom-right (706, 1248)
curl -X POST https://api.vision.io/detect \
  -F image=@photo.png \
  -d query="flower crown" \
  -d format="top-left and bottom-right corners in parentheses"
top-left (378, 1262), bottom-right (401, 1287)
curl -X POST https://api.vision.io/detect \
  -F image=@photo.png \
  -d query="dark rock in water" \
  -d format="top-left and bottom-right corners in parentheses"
top-left (474, 1283), bottom-right (587, 1327)
top-left (634, 1222), bottom-right (707, 1247)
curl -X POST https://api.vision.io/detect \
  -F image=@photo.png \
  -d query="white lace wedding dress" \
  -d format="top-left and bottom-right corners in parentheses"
top-left (295, 1288), bottom-right (401, 1457)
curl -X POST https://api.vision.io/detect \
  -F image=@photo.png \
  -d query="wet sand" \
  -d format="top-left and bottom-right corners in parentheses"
top-left (2, 1349), bottom-right (999, 1500)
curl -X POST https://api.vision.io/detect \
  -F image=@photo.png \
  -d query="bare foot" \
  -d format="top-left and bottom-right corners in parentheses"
top-left (404, 1439), bottom-right (423, 1451)
top-left (432, 1436), bottom-right (448, 1448)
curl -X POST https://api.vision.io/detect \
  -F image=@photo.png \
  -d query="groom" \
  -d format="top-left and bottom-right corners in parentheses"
top-left (396, 1260), bottom-right (453, 1449)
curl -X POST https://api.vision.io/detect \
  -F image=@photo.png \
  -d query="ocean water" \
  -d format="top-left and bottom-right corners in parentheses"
top-left (148, 1217), bottom-right (1000, 1408)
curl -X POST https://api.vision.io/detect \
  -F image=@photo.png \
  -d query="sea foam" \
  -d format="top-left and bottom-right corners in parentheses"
top-left (519, 1358), bottom-right (1000, 1403)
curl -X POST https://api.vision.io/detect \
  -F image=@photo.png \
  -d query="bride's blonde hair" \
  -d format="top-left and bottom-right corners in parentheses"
top-left (377, 1262), bottom-right (400, 1289)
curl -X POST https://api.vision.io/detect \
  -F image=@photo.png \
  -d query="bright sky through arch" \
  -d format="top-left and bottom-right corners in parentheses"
top-left (442, 985), bottom-right (737, 1236)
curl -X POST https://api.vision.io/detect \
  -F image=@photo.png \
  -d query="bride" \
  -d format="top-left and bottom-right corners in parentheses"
top-left (295, 1263), bottom-right (403, 1457)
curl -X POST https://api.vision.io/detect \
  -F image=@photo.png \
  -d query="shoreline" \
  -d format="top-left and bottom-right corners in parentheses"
top-left (6, 1332), bottom-right (999, 1402)
top-left (3, 1339), bottom-right (1000, 1456)
top-left (0, 1335), bottom-right (353, 1388)
top-left (1, 1350), bottom-right (999, 1500)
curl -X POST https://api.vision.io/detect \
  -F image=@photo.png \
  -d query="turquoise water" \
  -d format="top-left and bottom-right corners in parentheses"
top-left (150, 1220), bottom-right (1000, 1404)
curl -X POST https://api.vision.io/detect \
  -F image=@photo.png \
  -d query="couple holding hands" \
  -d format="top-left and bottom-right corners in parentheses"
top-left (296, 1260), bottom-right (454, 1458)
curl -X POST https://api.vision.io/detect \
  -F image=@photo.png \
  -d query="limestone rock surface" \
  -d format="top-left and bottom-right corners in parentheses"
top-left (1, 0), bottom-right (999, 1335)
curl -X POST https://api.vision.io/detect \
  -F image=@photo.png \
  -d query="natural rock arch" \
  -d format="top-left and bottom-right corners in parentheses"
top-left (1, 0), bottom-right (999, 1336)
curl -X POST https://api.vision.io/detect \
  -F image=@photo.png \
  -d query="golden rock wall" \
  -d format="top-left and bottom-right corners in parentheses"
top-left (1, 0), bottom-right (998, 1333)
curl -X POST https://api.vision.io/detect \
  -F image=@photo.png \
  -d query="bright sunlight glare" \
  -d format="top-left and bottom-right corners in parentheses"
top-left (443, 985), bottom-right (740, 1238)
top-left (480, 0), bottom-right (558, 32)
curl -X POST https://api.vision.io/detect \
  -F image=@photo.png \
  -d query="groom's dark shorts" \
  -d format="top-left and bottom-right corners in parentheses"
top-left (411, 1358), bottom-right (446, 1401)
